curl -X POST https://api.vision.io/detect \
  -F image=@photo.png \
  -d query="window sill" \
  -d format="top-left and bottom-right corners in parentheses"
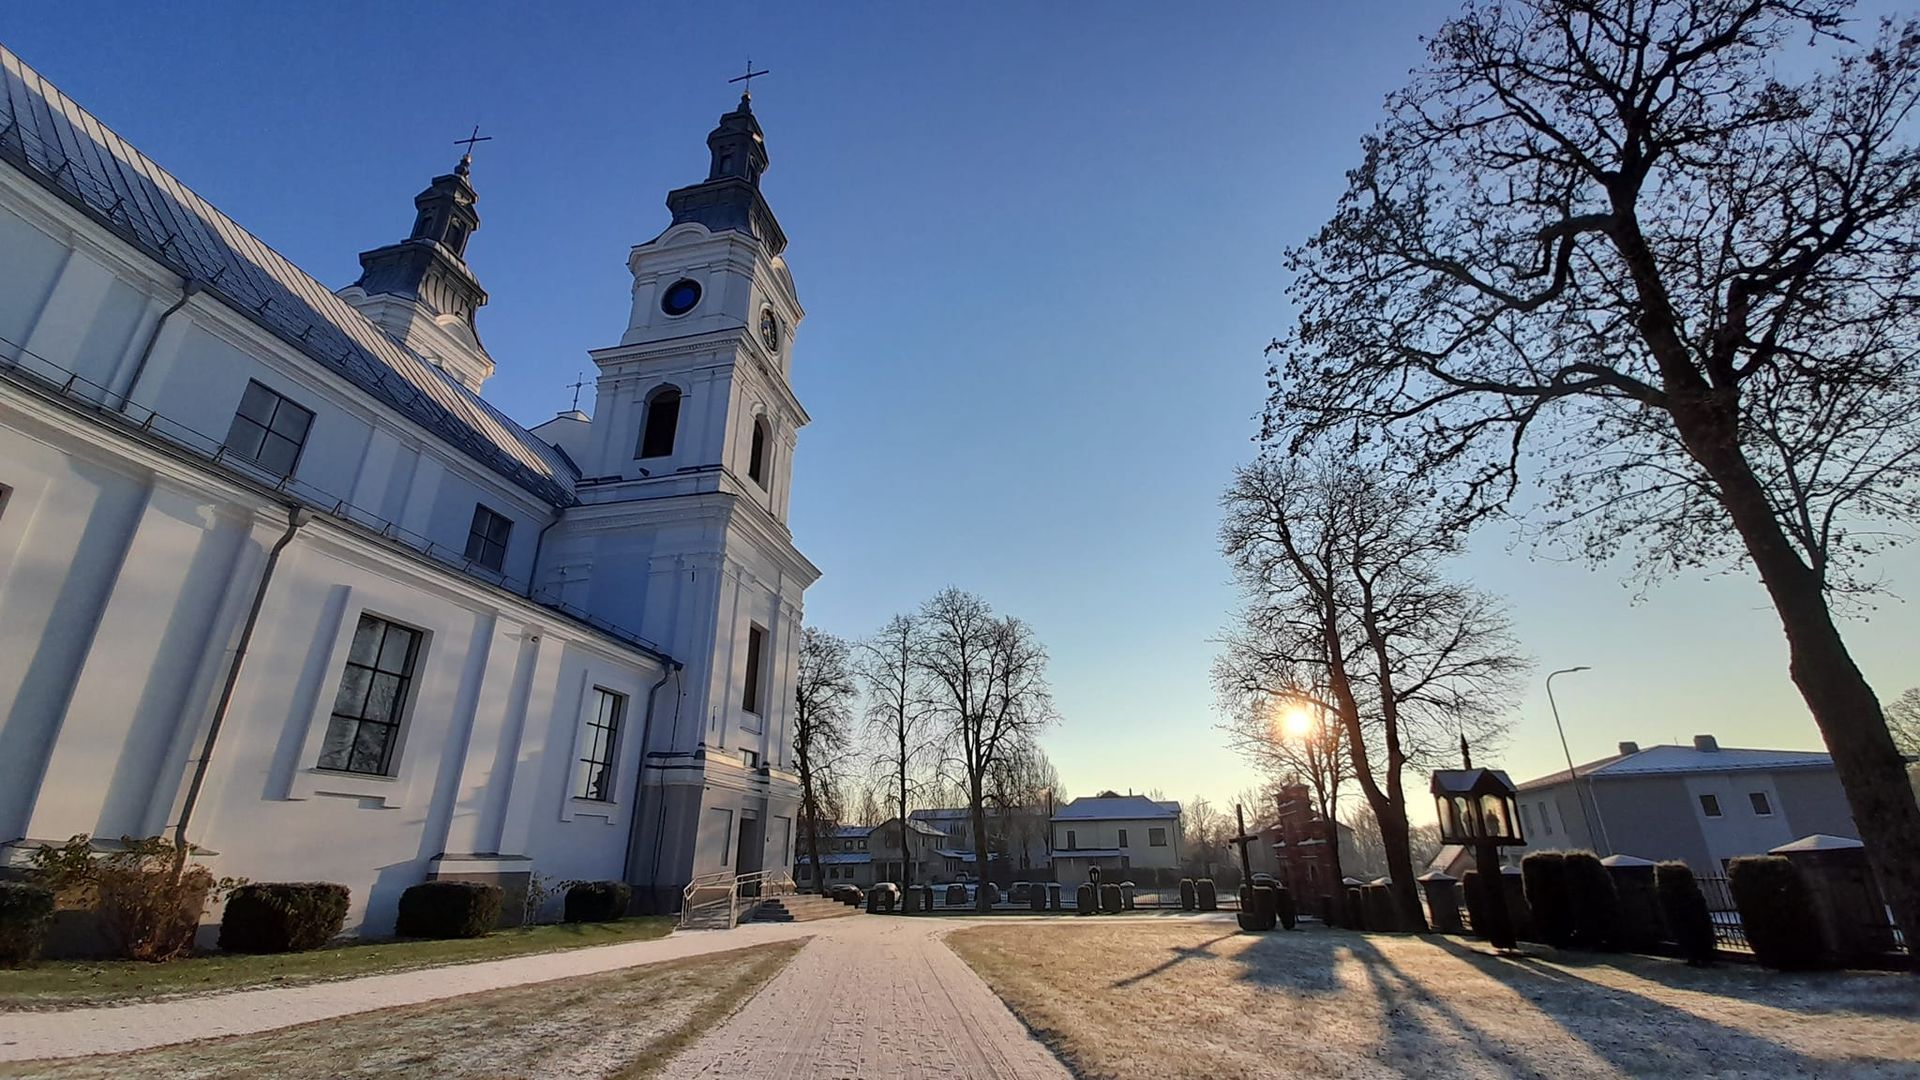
top-left (561, 796), bottom-right (621, 825)
top-left (294, 766), bottom-right (404, 808)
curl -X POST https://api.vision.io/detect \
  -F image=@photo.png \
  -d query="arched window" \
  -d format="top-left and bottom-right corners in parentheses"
top-left (637, 386), bottom-right (681, 459)
top-left (748, 417), bottom-right (770, 487)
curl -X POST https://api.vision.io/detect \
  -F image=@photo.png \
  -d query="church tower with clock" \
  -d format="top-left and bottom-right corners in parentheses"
top-left (531, 88), bottom-right (817, 911)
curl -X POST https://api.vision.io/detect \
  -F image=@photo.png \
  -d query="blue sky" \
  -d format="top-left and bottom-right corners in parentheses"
top-left (7, 2), bottom-right (1915, 822)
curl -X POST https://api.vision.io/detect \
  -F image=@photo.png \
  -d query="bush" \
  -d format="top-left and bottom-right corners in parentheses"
top-left (1346, 886), bottom-right (1367, 930)
top-left (1362, 884), bottom-right (1398, 932)
top-left (1502, 870), bottom-right (1537, 942)
top-left (563, 881), bottom-right (631, 924)
top-left (1076, 882), bottom-right (1096, 915)
top-left (1237, 884), bottom-right (1277, 931)
top-left (1100, 883), bottom-right (1122, 914)
top-left (1522, 852), bottom-right (1575, 948)
top-left (395, 881), bottom-right (501, 939)
top-left (219, 883), bottom-right (349, 954)
top-left (1275, 886), bottom-right (1298, 930)
top-left (1728, 856), bottom-right (1833, 971)
top-left (981, 882), bottom-right (1001, 906)
top-left (0, 883), bottom-right (55, 966)
top-left (1178, 878), bottom-right (1196, 911)
top-left (1196, 878), bottom-right (1218, 911)
top-left (26, 835), bottom-right (242, 962)
top-left (944, 883), bottom-right (966, 907)
top-left (1655, 862), bottom-right (1716, 966)
top-left (1564, 852), bottom-right (1620, 951)
top-left (1461, 870), bottom-right (1488, 938)
top-left (1029, 883), bottom-right (1047, 912)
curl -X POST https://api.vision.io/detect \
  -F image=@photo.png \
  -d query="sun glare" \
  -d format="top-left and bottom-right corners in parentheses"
top-left (1277, 704), bottom-right (1316, 740)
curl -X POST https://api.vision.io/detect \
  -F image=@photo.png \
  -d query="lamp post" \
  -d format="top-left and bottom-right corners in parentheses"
top-left (1545, 666), bottom-right (1609, 855)
top-left (1431, 758), bottom-right (1526, 950)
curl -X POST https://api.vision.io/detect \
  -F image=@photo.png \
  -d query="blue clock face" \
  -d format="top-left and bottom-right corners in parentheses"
top-left (661, 279), bottom-right (702, 317)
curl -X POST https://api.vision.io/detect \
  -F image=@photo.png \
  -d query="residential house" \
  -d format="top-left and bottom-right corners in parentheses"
top-left (1510, 735), bottom-right (1859, 872)
top-left (1051, 795), bottom-right (1182, 882)
top-left (795, 816), bottom-right (948, 889)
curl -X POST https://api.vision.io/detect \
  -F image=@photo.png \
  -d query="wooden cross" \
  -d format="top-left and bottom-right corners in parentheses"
top-left (728, 59), bottom-right (772, 96)
top-left (566, 372), bottom-right (588, 411)
top-left (1226, 803), bottom-right (1262, 883)
top-left (454, 125), bottom-right (492, 159)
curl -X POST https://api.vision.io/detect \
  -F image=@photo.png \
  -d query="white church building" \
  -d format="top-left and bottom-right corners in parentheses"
top-left (0, 44), bottom-right (817, 933)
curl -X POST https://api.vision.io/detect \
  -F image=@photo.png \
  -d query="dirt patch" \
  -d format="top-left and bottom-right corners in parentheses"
top-left (0, 940), bottom-right (803, 1080)
top-left (949, 921), bottom-right (1920, 1079)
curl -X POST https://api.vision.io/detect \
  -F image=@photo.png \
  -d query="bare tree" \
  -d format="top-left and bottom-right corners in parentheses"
top-left (1221, 453), bottom-right (1525, 927)
top-left (987, 736), bottom-right (1061, 874)
top-left (1268, 0), bottom-right (1920, 934)
top-left (793, 627), bottom-right (857, 894)
top-left (918, 589), bottom-right (1058, 910)
top-left (1887, 687), bottom-right (1920, 758)
top-left (859, 613), bottom-right (937, 887)
top-left (1182, 796), bottom-right (1228, 879)
top-left (1215, 633), bottom-right (1352, 888)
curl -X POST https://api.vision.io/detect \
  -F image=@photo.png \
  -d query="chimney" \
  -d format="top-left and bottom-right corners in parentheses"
top-left (1693, 734), bottom-right (1720, 752)
top-left (1618, 741), bottom-right (1640, 755)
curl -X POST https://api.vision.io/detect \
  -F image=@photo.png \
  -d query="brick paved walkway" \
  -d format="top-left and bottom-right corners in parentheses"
top-left (659, 915), bottom-right (1073, 1079)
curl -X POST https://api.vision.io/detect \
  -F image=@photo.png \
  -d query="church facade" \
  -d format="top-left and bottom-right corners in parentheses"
top-left (0, 45), bottom-right (815, 933)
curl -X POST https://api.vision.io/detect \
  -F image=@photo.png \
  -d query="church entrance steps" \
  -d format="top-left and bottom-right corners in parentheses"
top-left (751, 895), bottom-right (859, 923)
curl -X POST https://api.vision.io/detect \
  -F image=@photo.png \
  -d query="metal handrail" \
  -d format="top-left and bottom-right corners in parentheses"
top-left (678, 868), bottom-right (798, 930)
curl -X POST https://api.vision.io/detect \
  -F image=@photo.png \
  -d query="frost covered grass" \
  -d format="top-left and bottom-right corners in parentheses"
top-left (0, 940), bottom-right (803, 1079)
top-left (949, 921), bottom-right (1920, 1079)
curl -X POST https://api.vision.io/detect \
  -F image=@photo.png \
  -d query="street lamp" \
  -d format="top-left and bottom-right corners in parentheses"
top-left (1545, 666), bottom-right (1610, 855)
top-left (1431, 764), bottom-right (1526, 949)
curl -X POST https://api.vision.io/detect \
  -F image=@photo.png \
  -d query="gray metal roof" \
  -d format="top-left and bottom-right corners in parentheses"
top-left (0, 45), bottom-right (577, 506)
top-left (1051, 795), bottom-right (1182, 822)
top-left (1517, 743), bottom-right (1833, 792)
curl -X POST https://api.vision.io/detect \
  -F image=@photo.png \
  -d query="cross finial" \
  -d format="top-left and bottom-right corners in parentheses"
top-left (728, 59), bottom-right (772, 100)
top-left (454, 125), bottom-right (492, 175)
top-left (566, 371), bottom-right (589, 412)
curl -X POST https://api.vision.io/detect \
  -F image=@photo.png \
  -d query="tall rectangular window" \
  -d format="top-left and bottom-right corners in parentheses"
top-left (1748, 791), bottom-right (1773, 816)
top-left (1066, 830), bottom-right (1077, 850)
top-left (319, 614), bottom-right (422, 775)
top-left (1118, 828), bottom-right (1129, 848)
top-left (573, 687), bottom-right (625, 801)
top-left (224, 380), bottom-right (313, 477)
top-left (1700, 793), bottom-right (1723, 818)
top-left (741, 624), bottom-right (766, 716)
top-left (1148, 827), bottom-right (1168, 847)
top-left (465, 504), bottom-right (512, 572)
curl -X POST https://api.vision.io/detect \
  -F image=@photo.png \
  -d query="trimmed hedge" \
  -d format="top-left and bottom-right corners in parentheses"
top-left (1521, 853), bottom-right (1575, 948)
top-left (1461, 871), bottom-right (1488, 939)
top-left (1099, 883), bottom-right (1122, 914)
top-left (1564, 853), bottom-right (1619, 951)
top-left (1728, 856), bottom-right (1833, 971)
top-left (564, 881), bottom-right (631, 924)
top-left (219, 883), bottom-right (350, 954)
top-left (981, 882), bottom-right (1001, 907)
top-left (1362, 884), bottom-right (1398, 932)
top-left (1655, 862), bottom-right (1715, 966)
top-left (1274, 886), bottom-right (1297, 930)
top-left (944, 884), bottom-right (966, 907)
top-left (1076, 882), bottom-right (1096, 915)
top-left (1195, 878), bottom-right (1218, 911)
top-left (1178, 878), bottom-right (1197, 911)
top-left (395, 880), bottom-right (502, 939)
top-left (1346, 886), bottom-right (1367, 930)
top-left (1607, 863), bottom-right (1665, 953)
top-left (0, 882), bottom-right (55, 967)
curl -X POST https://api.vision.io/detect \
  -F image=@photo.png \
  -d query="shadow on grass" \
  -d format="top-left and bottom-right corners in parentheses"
top-left (1420, 935), bottom-right (1913, 1075)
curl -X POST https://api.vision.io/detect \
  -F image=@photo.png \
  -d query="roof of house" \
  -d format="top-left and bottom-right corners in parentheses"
top-left (1516, 741), bottom-right (1834, 792)
top-left (1051, 849), bottom-right (1126, 859)
top-left (0, 45), bottom-right (577, 506)
top-left (810, 852), bottom-right (870, 865)
top-left (829, 825), bottom-right (871, 838)
top-left (834, 817), bottom-right (946, 839)
top-left (1051, 796), bottom-right (1181, 822)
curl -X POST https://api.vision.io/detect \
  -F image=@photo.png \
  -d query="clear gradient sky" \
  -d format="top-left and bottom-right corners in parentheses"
top-left (6, 2), bottom-right (1914, 823)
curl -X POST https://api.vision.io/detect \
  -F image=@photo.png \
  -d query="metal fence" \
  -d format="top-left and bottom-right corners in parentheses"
top-left (1694, 875), bottom-right (1753, 955)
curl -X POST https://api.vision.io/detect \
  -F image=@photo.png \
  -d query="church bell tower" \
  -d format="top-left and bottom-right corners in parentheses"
top-left (534, 85), bottom-right (818, 912)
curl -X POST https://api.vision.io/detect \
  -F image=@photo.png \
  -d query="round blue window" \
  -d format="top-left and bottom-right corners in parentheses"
top-left (661, 278), bottom-right (702, 316)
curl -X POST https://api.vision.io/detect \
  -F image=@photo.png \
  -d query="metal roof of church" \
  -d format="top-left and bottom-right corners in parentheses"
top-left (0, 46), bottom-right (577, 505)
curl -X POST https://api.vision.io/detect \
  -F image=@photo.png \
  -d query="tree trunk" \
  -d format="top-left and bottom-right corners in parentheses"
top-left (969, 777), bottom-right (993, 912)
top-left (1676, 405), bottom-right (1920, 946)
top-left (897, 751), bottom-right (912, 889)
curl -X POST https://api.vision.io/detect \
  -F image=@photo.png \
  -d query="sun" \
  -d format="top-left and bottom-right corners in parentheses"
top-left (1277, 704), bottom-right (1316, 740)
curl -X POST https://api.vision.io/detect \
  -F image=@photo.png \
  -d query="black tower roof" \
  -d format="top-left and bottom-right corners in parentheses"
top-left (665, 92), bottom-right (787, 255)
top-left (351, 155), bottom-right (489, 328)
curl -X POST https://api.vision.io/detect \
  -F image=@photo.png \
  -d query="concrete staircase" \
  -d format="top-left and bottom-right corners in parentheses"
top-left (752, 894), bottom-right (861, 923)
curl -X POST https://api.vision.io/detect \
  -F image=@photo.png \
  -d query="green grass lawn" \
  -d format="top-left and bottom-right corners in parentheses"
top-left (0, 917), bottom-right (674, 1010)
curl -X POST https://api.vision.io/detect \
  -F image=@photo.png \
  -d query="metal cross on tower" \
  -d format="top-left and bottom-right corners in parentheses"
top-left (454, 125), bottom-right (492, 160)
top-left (566, 372), bottom-right (588, 412)
top-left (728, 59), bottom-right (772, 97)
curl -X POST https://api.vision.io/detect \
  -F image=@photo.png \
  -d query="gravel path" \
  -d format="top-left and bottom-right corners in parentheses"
top-left (0, 921), bottom-right (816, 1063)
top-left (658, 916), bottom-right (1074, 1080)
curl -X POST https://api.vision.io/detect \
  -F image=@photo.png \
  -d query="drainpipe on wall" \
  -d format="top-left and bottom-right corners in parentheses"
top-left (169, 505), bottom-right (308, 880)
top-left (525, 510), bottom-right (564, 600)
top-left (625, 663), bottom-right (682, 890)
top-left (118, 279), bottom-right (201, 411)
